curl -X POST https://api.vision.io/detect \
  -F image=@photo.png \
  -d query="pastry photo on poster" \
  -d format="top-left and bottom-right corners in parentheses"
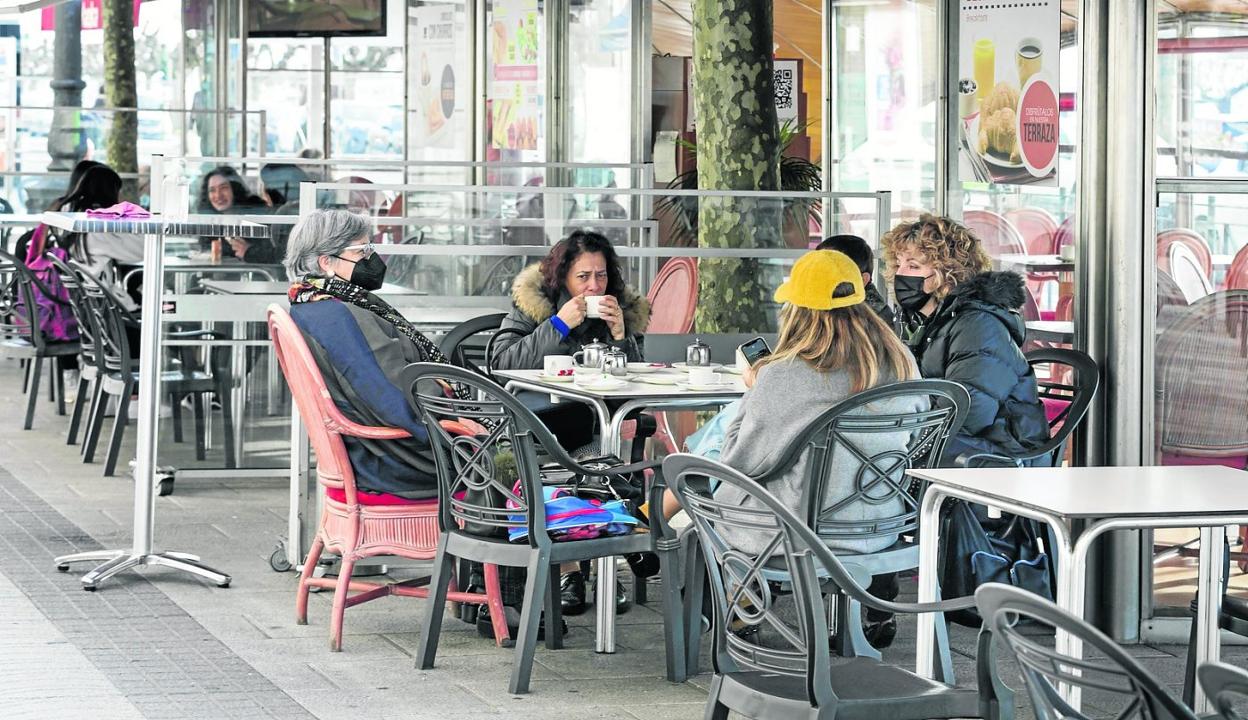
top-left (958, 0), bottom-right (1059, 186)
top-left (489, 0), bottom-right (541, 151)
top-left (410, 6), bottom-right (462, 150)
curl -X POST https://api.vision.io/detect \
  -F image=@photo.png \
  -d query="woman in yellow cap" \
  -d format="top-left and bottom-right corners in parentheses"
top-left (663, 250), bottom-right (925, 645)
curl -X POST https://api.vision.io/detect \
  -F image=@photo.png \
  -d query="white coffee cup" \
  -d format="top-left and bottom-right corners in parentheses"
top-left (688, 367), bottom-right (719, 387)
top-left (584, 295), bottom-right (604, 319)
top-left (1059, 243), bottom-right (1075, 261)
top-left (544, 355), bottom-right (574, 376)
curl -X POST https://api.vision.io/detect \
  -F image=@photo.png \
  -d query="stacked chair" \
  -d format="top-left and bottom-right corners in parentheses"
top-left (0, 249), bottom-right (78, 429)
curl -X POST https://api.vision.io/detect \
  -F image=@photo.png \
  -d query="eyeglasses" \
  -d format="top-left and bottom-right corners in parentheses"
top-left (338, 241), bottom-right (375, 259)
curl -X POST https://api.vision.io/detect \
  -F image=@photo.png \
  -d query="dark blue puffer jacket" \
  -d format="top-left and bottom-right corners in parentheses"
top-left (907, 271), bottom-right (1050, 460)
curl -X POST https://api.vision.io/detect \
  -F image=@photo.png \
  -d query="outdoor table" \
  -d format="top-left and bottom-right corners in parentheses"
top-left (1025, 320), bottom-right (1074, 344)
top-left (43, 212), bottom-right (270, 592)
top-left (198, 279), bottom-right (427, 296)
top-left (909, 465), bottom-right (1248, 714)
top-left (493, 367), bottom-right (746, 654)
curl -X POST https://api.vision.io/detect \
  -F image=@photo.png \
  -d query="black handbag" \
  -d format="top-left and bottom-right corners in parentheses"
top-left (938, 500), bottom-right (1055, 627)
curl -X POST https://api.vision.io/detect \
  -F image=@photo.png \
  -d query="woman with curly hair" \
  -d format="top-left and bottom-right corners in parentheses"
top-left (882, 213), bottom-right (1049, 465)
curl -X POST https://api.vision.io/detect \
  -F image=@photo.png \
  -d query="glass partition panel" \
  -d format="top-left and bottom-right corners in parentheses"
top-left (407, 1), bottom-right (474, 175)
top-left (568, 0), bottom-right (632, 165)
top-left (1151, 185), bottom-right (1248, 615)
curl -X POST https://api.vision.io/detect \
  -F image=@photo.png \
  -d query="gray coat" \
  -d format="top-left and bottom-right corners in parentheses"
top-left (491, 263), bottom-right (651, 370)
top-left (715, 356), bottom-right (926, 556)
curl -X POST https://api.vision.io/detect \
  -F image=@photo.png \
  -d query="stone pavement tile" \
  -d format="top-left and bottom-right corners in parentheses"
top-left (533, 648), bottom-right (677, 681)
top-left (619, 702), bottom-right (708, 720)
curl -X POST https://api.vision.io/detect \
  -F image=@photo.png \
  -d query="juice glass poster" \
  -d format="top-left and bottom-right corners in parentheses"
top-left (489, 0), bottom-right (541, 151)
top-left (958, 0), bottom-right (1059, 186)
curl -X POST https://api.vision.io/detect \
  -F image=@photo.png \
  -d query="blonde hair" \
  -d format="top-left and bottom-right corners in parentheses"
top-left (759, 283), bottom-right (917, 393)
top-left (881, 213), bottom-right (990, 301)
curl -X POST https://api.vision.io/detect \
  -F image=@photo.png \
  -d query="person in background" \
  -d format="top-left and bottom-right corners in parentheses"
top-left (259, 163), bottom-right (312, 210)
top-left (58, 165), bottom-right (144, 279)
top-left (816, 234), bottom-right (895, 326)
top-left (881, 213), bottom-right (1050, 465)
top-left (196, 165), bottom-right (276, 263)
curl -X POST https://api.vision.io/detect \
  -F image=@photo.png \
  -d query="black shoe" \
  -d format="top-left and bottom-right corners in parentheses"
top-left (624, 552), bottom-right (660, 579)
top-left (615, 579), bottom-right (632, 615)
top-left (560, 571), bottom-right (588, 616)
top-left (477, 603), bottom-right (568, 646)
top-left (864, 617), bottom-right (898, 649)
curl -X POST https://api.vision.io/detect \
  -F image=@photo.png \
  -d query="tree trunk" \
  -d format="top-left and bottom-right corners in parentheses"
top-left (691, 0), bottom-right (782, 333)
top-left (103, 0), bottom-right (138, 201)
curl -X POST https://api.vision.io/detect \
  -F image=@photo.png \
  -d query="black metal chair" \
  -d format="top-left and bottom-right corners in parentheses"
top-left (0, 249), bottom-right (79, 429)
top-left (45, 254), bottom-right (103, 445)
top-left (977, 583), bottom-right (1196, 720)
top-left (664, 452), bottom-right (1008, 720)
top-left (956, 347), bottom-right (1100, 468)
top-left (73, 263), bottom-right (235, 476)
top-left (1183, 596), bottom-right (1248, 707)
top-left (401, 362), bottom-right (686, 694)
top-left (679, 379), bottom-right (971, 678)
top-left (438, 312), bottom-right (506, 376)
top-left (1198, 661), bottom-right (1248, 720)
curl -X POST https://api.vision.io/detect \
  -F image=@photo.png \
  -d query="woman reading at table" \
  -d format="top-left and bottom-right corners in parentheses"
top-left (882, 213), bottom-right (1049, 465)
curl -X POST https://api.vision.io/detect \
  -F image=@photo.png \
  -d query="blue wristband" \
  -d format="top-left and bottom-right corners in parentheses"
top-left (549, 315), bottom-right (570, 339)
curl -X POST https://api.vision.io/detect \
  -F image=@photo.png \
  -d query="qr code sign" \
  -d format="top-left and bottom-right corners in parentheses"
top-left (774, 68), bottom-right (794, 111)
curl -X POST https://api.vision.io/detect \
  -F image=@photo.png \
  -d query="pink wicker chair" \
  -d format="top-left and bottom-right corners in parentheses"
top-left (1226, 244), bottom-right (1248, 291)
top-left (267, 305), bottom-right (509, 651)
top-left (963, 209), bottom-right (1026, 256)
top-left (631, 257), bottom-right (700, 456)
top-left (1157, 228), bottom-right (1213, 278)
top-left (1007, 208), bottom-right (1060, 306)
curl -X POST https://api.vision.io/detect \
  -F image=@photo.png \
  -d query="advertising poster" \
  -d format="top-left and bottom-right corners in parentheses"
top-left (489, 0), bottom-right (541, 151)
top-left (410, 5), bottom-right (464, 151)
top-left (958, 0), bottom-right (1059, 186)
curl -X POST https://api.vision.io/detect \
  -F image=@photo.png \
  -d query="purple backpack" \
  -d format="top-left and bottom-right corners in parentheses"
top-left (17, 225), bottom-right (79, 343)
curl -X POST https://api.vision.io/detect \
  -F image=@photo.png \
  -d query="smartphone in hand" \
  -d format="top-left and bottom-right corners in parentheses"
top-left (737, 337), bottom-right (772, 367)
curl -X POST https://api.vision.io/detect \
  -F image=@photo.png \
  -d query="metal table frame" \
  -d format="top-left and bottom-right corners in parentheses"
top-left (496, 370), bottom-right (743, 653)
top-left (44, 213), bottom-right (270, 591)
top-left (913, 475), bottom-right (1245, 715)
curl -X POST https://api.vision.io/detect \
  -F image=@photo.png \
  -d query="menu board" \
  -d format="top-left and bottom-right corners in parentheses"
top-left (489, 0), bottom-right (542, 151)
top-left (958, 0), bottom-right (1059, 186)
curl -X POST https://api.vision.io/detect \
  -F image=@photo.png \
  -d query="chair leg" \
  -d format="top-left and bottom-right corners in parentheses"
top-left (509, 552), bottom-right (551, 695)
top-left (102, 383), bottom-right (132, 477)
top-left (660, 544), bottom-right (688, 682)
top-left (54, 358), bottom-right (66, 416)
top-left (66, 374), bottom-right (91, 445)
top-left (218, 382), bottom-right (236, 469)
top-left (170, 393), bottom-right (184, 443)
top-left (328, 556), bottom-right (356, 652)
top-left (191, 392), bottom-right (206, 461)
top-left (1182, 605), bottom-right (1199, 707)
top-left (21, 357), bottom-right (30, 394)
top-left (81, 382), bottom-right (108, 463)
top-left (834, 595), bottom-right (881, 661)
top-left (544, 562), bottom-right (563, 650)
top-left (684, 535), bottom-right (707, 677)
top-left (416, 538), bottom-right (456, 670)
top-left (22, 355), bottom-right (42, 430)
top-left (47, 358), bottom-right (57, 403)
top-left (482, 563), bottom-right (510, 647)
top-left (703, 674), bottom-right (729, 720)
top-left (295, 536), bottom-right (325, 626)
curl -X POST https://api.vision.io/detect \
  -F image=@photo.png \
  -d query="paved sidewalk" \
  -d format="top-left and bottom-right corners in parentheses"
top-left (0, 359), bottom-right (1223, 719)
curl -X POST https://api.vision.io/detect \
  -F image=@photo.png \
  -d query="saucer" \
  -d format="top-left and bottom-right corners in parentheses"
top-left (537, 372), bottom-right (575, 383)
top-left (580, 377), bottom-right (629, 391)
top-left (634, 374), bottom-right (680, 386)
top-left (671, 362), bottom-right (722, 371)
top-left (626, 363), bottom-right (666, 374)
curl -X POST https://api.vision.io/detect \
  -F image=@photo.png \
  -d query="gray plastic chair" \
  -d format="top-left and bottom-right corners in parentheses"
top-left (679, 379), bottom-right (970, 678)
top-left (1199, 662), bottom-right (1248, 720)
top-left (664, 453), bottom-right (1007, 720)
top-left (977, 583), bottom-right (1197, 720)
top-left (401, 362), bottom-right (686, 694)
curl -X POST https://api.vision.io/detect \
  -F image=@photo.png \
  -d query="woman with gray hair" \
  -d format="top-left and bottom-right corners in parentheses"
top-left (284, 208), bottom-right (465, 501)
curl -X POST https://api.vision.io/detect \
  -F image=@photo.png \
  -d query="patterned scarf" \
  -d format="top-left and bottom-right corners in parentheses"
top-left (289, 275), bottom-right (472, 401)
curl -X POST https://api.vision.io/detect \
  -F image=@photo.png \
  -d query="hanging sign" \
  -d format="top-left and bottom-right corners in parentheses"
top-left (957, 0), bottom-right (1059, 186)
top-left (489, 0), bottom-right (541, 151)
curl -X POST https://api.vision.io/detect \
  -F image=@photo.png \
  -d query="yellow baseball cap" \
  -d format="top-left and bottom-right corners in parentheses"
top-left (773, 250), bottom-right (866, 310)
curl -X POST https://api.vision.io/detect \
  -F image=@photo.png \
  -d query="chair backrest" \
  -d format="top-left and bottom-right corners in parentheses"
top-left (1004, 207), bottom-right (1059, 257)
top-left (438, 313), bottom-right (507, 376)
top-left (764, 379), bottom-right (969, 545)
top-left (1053, 215), bottom-right (1075, 253)
top-left (664, 453), bottom-right (927, 710)
top-left (1024, 348), bottom-right (1100, 464)
top-left (1158, 228), bottom-right (1214, 278)
top-left (963, 209), bottom-right (1026, 255)
top-left (1157, 270), bottom-right (1187, 314)
top-left (267, 304), bottom-right (411, 507)
top-left (402, 362), bottom-right (592, 548)
top-left (0, 249), bottom-right (41, 348)
top-left (68, 261), bottom-right (135, 377)
top-left (1156, 291), bottom-right (1248, 457)
top-left (1169, 241), bottom-right (1214, 303)
top-left (45, 253), bottom-right (100, 366)
top-left (1198, 662), bottom-right (1248, 720)
top-left (646, 257), bottom-right (698, 334)
top-left (976, 584), bottom-right (1198, 720)
top-left (1226, 243), bottom-right (1248, 292)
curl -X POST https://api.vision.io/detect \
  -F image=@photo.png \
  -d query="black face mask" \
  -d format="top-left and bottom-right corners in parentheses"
top-left (893, 273), bottom-right (934, 313)
top-left (337, 252), bottom-right (387, 291)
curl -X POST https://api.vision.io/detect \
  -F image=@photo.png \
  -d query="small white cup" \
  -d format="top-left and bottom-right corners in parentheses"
top-left (543, 355), bottom-right (574, 376)
top-left (688, 367), bottom-right (718, 386)
top-left (1059, 244), bottom-right (1075, 262)
top-left (584, 295), bottom-right (604, 319)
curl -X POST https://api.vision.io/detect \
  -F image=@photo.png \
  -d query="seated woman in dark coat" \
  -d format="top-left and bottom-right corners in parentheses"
top-left (198, 165), bottom-right (278, 264)
top-left (283, 208), bottom-right (464, 500)
top-left (881, 213), bottom-right (1050, 464)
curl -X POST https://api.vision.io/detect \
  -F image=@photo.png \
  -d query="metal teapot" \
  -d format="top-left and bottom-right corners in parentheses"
top-left (602, 349), bottom-right (629, 377)
top-left (574, 338), bottom-right (611, 368)
top-left (685, 337), bottom-right (712, 367)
